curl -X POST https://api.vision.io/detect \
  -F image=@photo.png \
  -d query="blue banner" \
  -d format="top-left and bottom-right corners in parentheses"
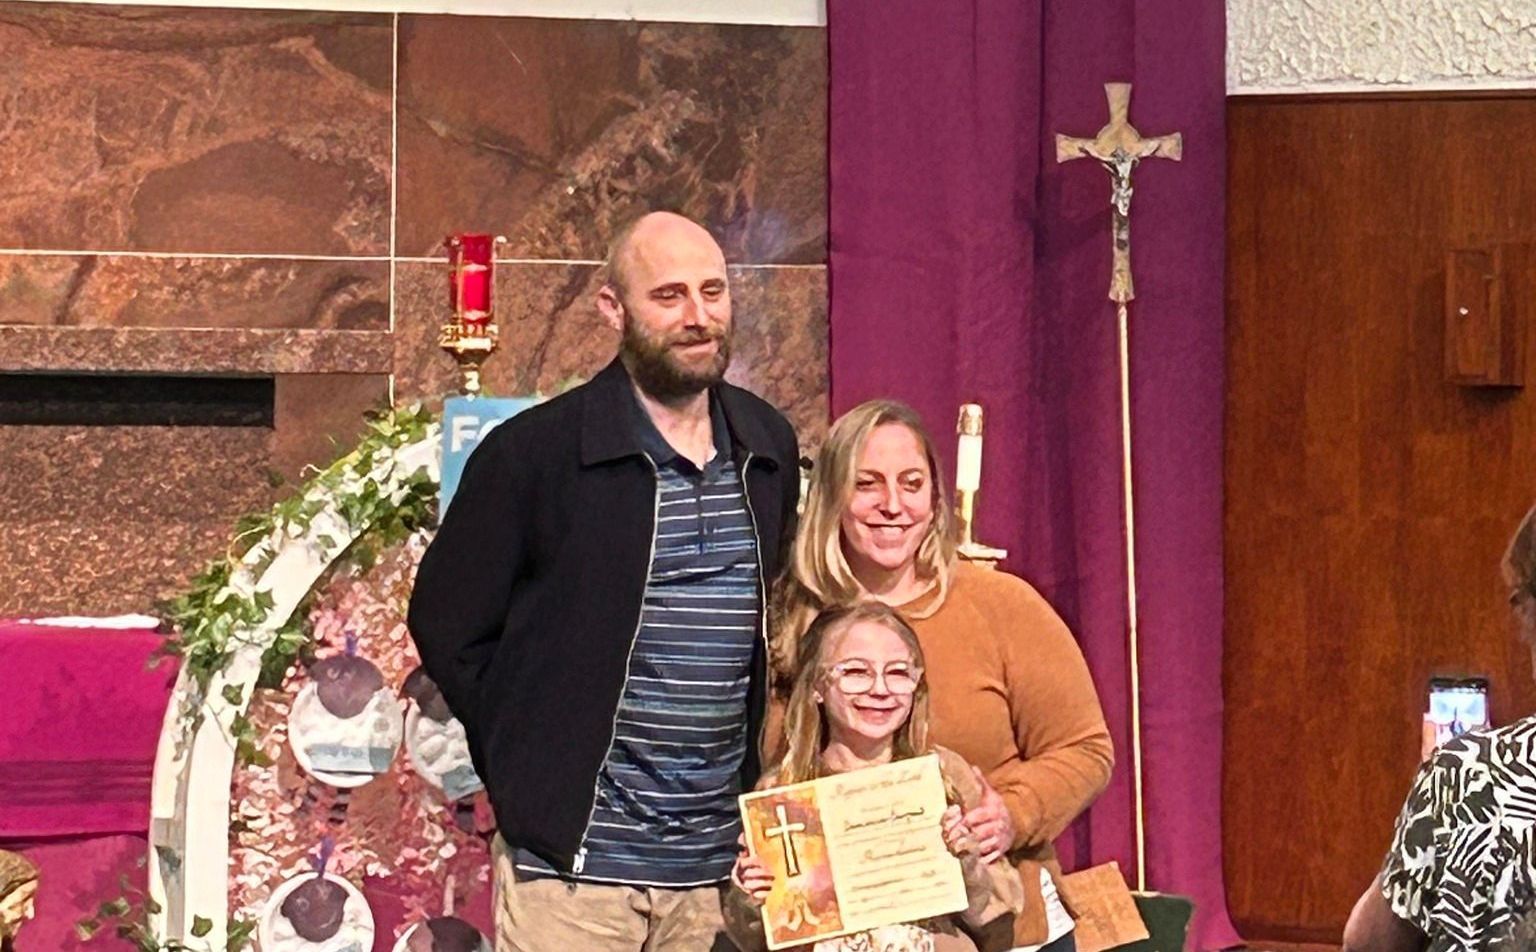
top-left (439, 395), bottom-right (539, 514)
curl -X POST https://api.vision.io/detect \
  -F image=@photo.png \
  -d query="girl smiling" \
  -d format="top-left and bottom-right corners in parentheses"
top-left (725, 603), bottom-right (1022, 952)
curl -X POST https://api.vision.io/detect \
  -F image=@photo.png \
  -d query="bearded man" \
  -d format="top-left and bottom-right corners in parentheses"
top-left (408, 211), bottom-right (800, 951)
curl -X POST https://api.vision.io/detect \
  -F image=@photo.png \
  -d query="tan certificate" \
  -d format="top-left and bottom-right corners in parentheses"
top-left (738, 753), bottom-right (967, 950)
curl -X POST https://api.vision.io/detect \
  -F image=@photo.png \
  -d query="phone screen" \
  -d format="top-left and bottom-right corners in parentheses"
top-left (1423, 677), bottom-right (1491, 759)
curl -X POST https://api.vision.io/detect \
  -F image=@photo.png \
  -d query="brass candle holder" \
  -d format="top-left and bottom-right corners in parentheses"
top-left (439, 234), bottom-right (506, 396)
top-left (954, 403), bottom-right (1008, 566)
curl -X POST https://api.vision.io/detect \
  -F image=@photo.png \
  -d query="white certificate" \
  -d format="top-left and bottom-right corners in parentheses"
top-left (739, 754), bottom-right (968, 950)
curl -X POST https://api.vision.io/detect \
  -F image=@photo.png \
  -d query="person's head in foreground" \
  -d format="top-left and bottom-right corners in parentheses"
top-left (597, 210), bottom-right (733, 403)
top-left (1343, 503), bottom-right (1536, 952)
top-left (1502, 503), bottom-right (1536, 671)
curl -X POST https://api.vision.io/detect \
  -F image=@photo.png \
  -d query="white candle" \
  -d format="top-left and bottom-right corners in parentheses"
top-left (956, 404), bottom-right (984, 492)
top-left (956, 433), bottom-right (982, 492)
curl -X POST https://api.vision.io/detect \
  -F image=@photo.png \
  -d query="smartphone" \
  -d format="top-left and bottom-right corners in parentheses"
top-left (1422, 677), bottom-right (1491, 760)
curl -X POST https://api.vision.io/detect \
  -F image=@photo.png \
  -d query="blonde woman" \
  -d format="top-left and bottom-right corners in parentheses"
top-left (726, 602), bottom-right (1022, 952)
top-left (768, 401), bottom-right (1113, 952)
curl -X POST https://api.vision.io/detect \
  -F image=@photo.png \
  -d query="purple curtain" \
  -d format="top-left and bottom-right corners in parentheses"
top-left (827, 2), bottom-right (1238, 948)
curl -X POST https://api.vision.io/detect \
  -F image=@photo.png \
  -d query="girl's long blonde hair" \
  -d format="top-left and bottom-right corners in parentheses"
top-left (776, 602), bottom-right (933, 786)
top-left (771, 400), bottom-right (957, 692)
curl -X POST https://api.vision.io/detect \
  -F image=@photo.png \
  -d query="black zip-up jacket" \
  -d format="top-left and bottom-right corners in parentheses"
top-left (407, 358), bottom-right (799, 874)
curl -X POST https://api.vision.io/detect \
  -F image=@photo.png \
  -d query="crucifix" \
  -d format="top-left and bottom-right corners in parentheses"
top-left (1056, 83), bottom-right (1182, 304)
top-left (1055, 83), bottom-right (1181, 894)
top-left (763, 804), bottom-right (806, 877)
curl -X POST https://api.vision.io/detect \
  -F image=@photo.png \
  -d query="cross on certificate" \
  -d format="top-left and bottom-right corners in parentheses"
top-left (738, 753), bottom-right (968, 950)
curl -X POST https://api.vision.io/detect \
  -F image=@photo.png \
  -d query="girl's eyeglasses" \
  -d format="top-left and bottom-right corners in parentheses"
top-left (825, 660), bottom-right (923, 696)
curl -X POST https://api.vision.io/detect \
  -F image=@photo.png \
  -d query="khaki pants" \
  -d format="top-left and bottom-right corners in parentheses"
top-left (492, 835), bottom-right (730, 952)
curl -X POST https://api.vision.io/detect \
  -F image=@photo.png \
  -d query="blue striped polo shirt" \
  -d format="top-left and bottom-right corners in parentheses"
top-left (516, 392), bottom-right (762, 886)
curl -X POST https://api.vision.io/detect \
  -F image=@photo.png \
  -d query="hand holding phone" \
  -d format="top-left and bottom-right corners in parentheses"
top-left (1422, 677), bottom-right (1491, 761)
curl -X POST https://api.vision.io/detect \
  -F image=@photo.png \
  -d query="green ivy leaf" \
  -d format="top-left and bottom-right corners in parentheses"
top-left (351, 540), bottom-right (378, 573)
top-left (249, 549), bottom-right (276, 577)
top-left (100, 897), bottom-right (131, 918)
top-left (192, 915), bottom-right (213, 937)
top-left (232, 513), bottom-right (267, 538)
top-left (220, 684), bottom-right (243, 707)
top-left (226, 917), bottom-right (258, 952)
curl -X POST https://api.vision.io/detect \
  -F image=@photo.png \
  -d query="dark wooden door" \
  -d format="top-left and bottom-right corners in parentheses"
top-left (1225, 94), bottom-right (1536, 942)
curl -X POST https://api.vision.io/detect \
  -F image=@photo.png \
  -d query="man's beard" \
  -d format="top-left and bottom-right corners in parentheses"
top-left (621, 317), bottom-right (732, 400)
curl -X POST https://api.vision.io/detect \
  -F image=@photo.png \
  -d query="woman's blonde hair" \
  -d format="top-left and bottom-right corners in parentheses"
top-left (771, 400), bottom-right (957, 690)
top-left (776, 602), bottom-right (933, 786)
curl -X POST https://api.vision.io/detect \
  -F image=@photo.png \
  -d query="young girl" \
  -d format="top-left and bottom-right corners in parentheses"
top-left (726, 602), bottom-right (1023, 952)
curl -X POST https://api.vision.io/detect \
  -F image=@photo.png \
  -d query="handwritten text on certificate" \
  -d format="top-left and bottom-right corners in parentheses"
top-left (739, 754), bottom-right (968, 950)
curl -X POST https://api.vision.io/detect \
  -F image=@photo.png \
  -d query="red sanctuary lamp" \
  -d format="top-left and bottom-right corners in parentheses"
top-left (439, 233), bottom-right (506, 395)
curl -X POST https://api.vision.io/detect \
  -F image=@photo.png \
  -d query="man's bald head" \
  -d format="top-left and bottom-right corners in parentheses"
top-left (604, 211), bottom-right (725, 298)
top-left (595, 210), bottom-right (734, 401)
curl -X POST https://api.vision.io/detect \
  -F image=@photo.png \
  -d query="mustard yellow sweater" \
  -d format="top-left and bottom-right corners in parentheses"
top-left (906, 562), bottom-right (1114, 946)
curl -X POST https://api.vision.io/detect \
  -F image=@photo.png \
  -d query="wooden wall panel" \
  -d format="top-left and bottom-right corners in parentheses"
top-left (1225, 95), bottom-right (1536, 943)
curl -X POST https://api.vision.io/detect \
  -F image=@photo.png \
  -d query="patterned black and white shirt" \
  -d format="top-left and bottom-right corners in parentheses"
top-left (1381, 715), bottom-right (1536, 951)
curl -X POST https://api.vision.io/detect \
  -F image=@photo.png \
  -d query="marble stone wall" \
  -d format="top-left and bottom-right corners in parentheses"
top-left (0, 2), bottom-right (828, 616)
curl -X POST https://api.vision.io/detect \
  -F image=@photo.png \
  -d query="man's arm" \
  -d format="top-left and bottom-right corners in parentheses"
top-left (407, 429), bottom-right (527, 734)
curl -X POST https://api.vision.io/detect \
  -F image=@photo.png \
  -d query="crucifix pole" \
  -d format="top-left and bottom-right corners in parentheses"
top-left (1056, 82), bottom-right (1181, 893)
